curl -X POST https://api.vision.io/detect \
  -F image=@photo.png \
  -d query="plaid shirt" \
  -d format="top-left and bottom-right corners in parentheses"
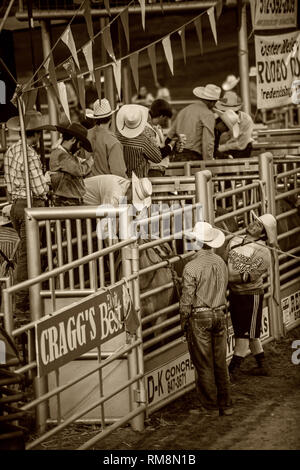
top-left (4, 140), bottom-right (49, 201)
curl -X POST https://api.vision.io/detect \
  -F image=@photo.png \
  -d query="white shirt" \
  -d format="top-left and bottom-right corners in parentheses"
top-left (218, 111), bottom-right (254, 152)
top-left (83, 175), bottom-right (130, 206)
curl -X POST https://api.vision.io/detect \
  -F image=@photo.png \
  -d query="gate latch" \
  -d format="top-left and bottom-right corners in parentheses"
top-left (134, 388), bottom-right (146, 404)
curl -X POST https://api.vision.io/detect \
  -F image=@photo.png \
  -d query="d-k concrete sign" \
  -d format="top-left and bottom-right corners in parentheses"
top-left (35, 284), bottom-right (130, 376)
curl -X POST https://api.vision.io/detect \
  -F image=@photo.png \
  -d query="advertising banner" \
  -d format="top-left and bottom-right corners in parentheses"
top-left (282, 290), bottom-right (300, 328)
top-left (252, 0), bottom-right (298, 30)
top-left (255, 31), bottom-right (300, 109)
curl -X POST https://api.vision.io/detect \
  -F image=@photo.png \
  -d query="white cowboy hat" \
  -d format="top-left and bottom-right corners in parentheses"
top-left (215, 91), bottom-right (243, 112)
top-left (116, 104), bottom-right (149, 138)
top-left (193, 84), bottom-right (221, 101)
top-left (185, 221), bottom-right (225, 248)
top-left (0, 204), bottom-right (12, 226)
top-left (222, 74), bottom-right (240, 91)
top-left (251, 211), bottom-right (277, 245)
top-left (6, 110), bottom-right (48, 131)
top-left (86, 98), bottom-right (117, 119)
top-left (215, 109), bottom-right (240, 139)
top-left (131, 172), bottom-right (152, 211)
top-left (249, 66), bottom-right (257, 77)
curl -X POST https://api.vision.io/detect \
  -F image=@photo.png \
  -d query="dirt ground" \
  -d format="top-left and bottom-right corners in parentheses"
top-left (32, 325), bottom-right (300, 451)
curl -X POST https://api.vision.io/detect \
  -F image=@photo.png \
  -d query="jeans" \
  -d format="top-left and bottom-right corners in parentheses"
top-left (186, 310), bottom-right (232, 410)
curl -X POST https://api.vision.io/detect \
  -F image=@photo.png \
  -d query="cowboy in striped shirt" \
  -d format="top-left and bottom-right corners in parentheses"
top-left (180, 222), bottom-right (233, 417)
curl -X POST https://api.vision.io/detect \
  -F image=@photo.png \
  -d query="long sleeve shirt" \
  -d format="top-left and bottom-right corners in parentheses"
top-left (88, 126), bottom-right (127, 178)
top-left (179, 250), bottom-right (228, 328)
top-left (218, 111), bottom-right (254, 153)
top-left (168, 101), bottom-right (216, 160)
top-left (4, 140), bottom-right (49, 201)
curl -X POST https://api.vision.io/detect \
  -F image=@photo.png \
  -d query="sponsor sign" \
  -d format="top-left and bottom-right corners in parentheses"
top-left (145, 352), bottom-right (195, 406)
top-left (282, 290), bottom-right (300, 327)
top-left (255, 31), bottom-right (300, 109)
top-left (252, 0), bottom-right (297, 30)
top-left (36, 284), bottom-right (132, 376)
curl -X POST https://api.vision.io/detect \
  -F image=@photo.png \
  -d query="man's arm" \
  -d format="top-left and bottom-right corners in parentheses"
top-left (57, 151), bottom-right (93, 177)
top-left (28, 148), bottom-right (49, 197)
top-left (179, 267), bottom-right (196, 332)
top-left (108, 142), bottom-right (127, 178)
top-left (142, 135), bottom-right (162, 164)
top-left (201, 113), bottom-right (216, 160)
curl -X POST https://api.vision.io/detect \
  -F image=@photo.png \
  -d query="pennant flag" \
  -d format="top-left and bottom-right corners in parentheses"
top-left (216, 0), bottom-right (223, 20)
top-left (178, 27), bottom-right (186, 64)
top-left (120, 8), bottom-right (130, 51)
top-left (207, 7), bottom-right (218, 45)
top-left (112, 61), bottom-right (122, 100)
top-left (23, 88), bottom-right (38, 112)
top-left (104, 0), bottom-right (111, 16)
top-left (138, 0), bottom-right (146, 31)
top-left (129, 52), bottom-right (139, 92)
top-left (194, 18), bottom-right (203, 55)
top-left (77, 76), bottom-right (86, 112)
top-left (102, 26), bottom-right (115, 62)
top-left (83, 0), bottom-right (94, 42)
top-left (249, 0), bottom-right (256, 28)
top-left (45, 53), bottom-right (59, 98)
top-left (94, 68), bottom-right (102, 101)
top-left (162, 36), bottom-right (174, 75)
top-left (57, 82), bottom-right (71, 122)
top-left (160, 0), bottom-right (164, 14)
top-left (63, 58), bottom-right (79, 96)
top-left (61, 26), bottom-right (80, 68)
top-left (82, 41), bottom-right (94, 81)
top-left (147, 44), bottom-right (157, 85)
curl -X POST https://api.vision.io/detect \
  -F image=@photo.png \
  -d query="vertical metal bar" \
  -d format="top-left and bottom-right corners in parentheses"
top-left (46, 220), bottom-right (56, 312)
top-left (238, 0), bottom-right (251, 114)
top-left (17, 97), bottom-right (32, 208)
top-left (100, 17), bottom-right (116, 132)
top-left (195, 170), bottom-right (213, 223)
top-left (97, 221), bottom-right (105, 288)
top-left (65, 219), bottom-right (74, 289)
top-left (97, 345), bottom-right (106, 430)
top-left (3, 288), bottom-right (13, 335)
top-left (107, 218), bottom-right (115, 285)
top-left (76, 219), bottom-right (84, 290)
top-left (86, 218), bottom-right (96, 290)
top-left (56, 220), bottom-right (64, 290)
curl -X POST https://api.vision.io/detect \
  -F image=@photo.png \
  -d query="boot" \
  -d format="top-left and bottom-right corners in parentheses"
top-left (251, 352), bottom-right (270, 376)
top-left (228, 355), bottom-right (244, 382)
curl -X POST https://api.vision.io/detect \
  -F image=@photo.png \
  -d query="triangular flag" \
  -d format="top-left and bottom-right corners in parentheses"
top-left (82, 41), bottom-right (94, 81)
top-left (129, 52), bottom-right (139, 92)
top-left (104, 0), bottom-right (111, 16)
top-left (249, 0), bottom-right (256, 28)
top-left (94, 68), bottom-right (102, 101)
top-left (162, 36), bottom-right (174, 75)
top-left (45, 53), bottom-right (59, 98)
top-left (102, 26), bottom-right (115, 62)
top-left (207, 7), bottom-right (218, 45)
top-left (138, 0), bottom-right (146, 31)
top-left (83, 0), bottom-right (94, 42)
top-left (120, 8), bottom-right (130, 51)
top-left (23, 88), bottom-right (38, 112)
top-left (147, 44), bottom-right (157, 85)
top-left (216, 0), bottom-right (223, 20)
top-left (61, 26), bottom-right (80, 68)
top-left (194, 18), bottom-right (203, 56)
top-left (160, 0), bottom-right (164, 14)
top-left (178, 27), bottom-right (186, 64)
top-left (112, 61), bottom-right (122, 100)
top-left (63, 58), bottom-right (79, 96)
top-left (57, 82), bottom-right (71, 122)
top-left (77, 76), bottom-right (86, 112)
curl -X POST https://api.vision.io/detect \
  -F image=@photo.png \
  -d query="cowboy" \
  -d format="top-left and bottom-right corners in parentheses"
top-left (4, 110), bottom-right (49, 321)
top-left (214, 109), bottom-right (240, 159)
top-left (214, 91), bottom-right (254, 158)
top-left (180, 222), bottom-right (233, 416)
top-left (167, 84), bottom-right (221, 161)
top-left (116, 104), bottom-right (162, 178)
top-left (46, 122), bottom-right (94, 206)
top-left (223, 212), bottom-right (277, 379)
top-left (86, 98), bottom-right (127, 178)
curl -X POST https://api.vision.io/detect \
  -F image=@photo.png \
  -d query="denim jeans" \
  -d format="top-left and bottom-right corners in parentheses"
top-left (186, 310), bottom-right (232, 410)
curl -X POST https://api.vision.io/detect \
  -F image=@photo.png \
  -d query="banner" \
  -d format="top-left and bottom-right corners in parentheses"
top-left (83, 0), bottom-right (94, 42)
top-left (82, 40), bottom-right (94, 81)
top-left (178, 27), bottom-right (186, 64)
top-left (61, 27), bottom-right (80, 69)
top-left (103, 26), bottom-right (115, 62)
top-left (194, 18), bottom-right (203, 56)
top-left (147, 44), bottom-right (157, 85)
top-left (162, 36), bottom-right (174, 75)
top-left (57, 82), bottom-right (70, 122)
top-left (207, 7), bottom-right (217, 45)
top-left (120, 8), bottom-right (130, 51)
top-left (253, 0), bottom-right (297, 30)
top-left (130, 52), bottom-right (139, 92)
top-left (255, 31), bottom-right (300, 109)
top-left (112, 60), bottom-right (122, 99)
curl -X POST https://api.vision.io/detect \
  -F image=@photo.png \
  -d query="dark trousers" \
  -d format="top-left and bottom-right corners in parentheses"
top-left (171, 149), bottom-right (201, 162)
top-left (187, 310), bottom-right (232, 410)
top-left (10, 198), bottom-right (45, 313)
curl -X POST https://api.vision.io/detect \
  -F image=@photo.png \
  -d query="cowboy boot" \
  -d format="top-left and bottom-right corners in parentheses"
top-left (251, 352), bottom-right (270, 376)
top-left (228, 355), bottom-right (244, 382)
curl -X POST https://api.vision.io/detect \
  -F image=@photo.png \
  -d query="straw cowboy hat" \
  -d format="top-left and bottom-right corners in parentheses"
top-left (251, 212), bottom-right (277, 246)
top-left (222, 74), bottom-right (240, 91)
top-left (6, 110), bottom-right (48, 131)
top-left (86, 98), bottom-right (117, 119)
top-left (185, 221), bottom-right (225, 248)
top-left (193, 84), bottom-right (221, 101)
top-left (0, 204), bottom-right (12, 226)
top-left (36, 122), bottom-right (92, 152)
top-left (131, 172), bottom-right (152, 210)
top-left (215, 91), bottom-right (243, 112)
top-left (215, 108), bottom-right (240, 139)
top-left (116, 104), bottom-right (149, 138)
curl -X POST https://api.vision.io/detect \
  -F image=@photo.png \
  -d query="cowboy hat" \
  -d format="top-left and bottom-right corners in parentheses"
top-left (131, 172), bottom-right (152, 211)
top-left (0, 204), bottom-right (12, 226)
top-left (215, 91), bottom-right (242, 112)
top-left (251, 211), bottom-right (277, 245)
top-left (249, 66), bottom-right (257, 77)
top-left (6, 110), bottom-right (48, 131)
top-left (222, 74), bottom-right (240, 91)
top-left (193, 84), bottom-right (221, 101)
top-left (116, 104), bottom-right (149, 138)
top-left (215, 109), bottom-right (240, 139)
top-left (35, 122), bottom-right (92, 152)
top-left (86, 98), bottom-right (117, 119)
top-left (185, 221), bottom-right (225, 248)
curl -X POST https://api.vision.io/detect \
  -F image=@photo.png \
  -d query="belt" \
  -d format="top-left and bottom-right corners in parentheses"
top-left (192, 305), bottom-right (226, 313)
top-left (13, 197), bottom-right (46, 202)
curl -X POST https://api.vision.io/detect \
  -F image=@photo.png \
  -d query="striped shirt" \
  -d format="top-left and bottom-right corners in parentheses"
top-left (4, 140), bottom-right (49, 201)
top-left (116, 130), bottom-right (162, 178)
top-left (180, 249), bottom-right (228, 323)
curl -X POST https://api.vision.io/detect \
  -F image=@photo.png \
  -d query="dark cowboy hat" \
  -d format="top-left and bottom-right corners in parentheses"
top-left (35, 122), bottom-right (92, 152)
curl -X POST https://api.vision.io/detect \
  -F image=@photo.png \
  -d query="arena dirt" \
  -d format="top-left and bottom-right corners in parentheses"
top-left (33, 325), bottom-right (300, 451)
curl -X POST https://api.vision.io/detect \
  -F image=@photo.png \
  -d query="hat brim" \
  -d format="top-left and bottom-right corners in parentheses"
top-left (131, 172), bottom-right (152, 210)
top-left (116, 105), bottom-right (149, 138)
top-left (251, 211), bottom-right (277, 244)
top-left (6, 114), bottom-right (49, 131)
top-left (185, 227), bottom-right (225, 248)
top-left (0, 216), bottom-right (11, 226)
top-left (214, 109), bottom-right (240, 138)
top-left (86, 108), bottom-right (117, 119)
top-left (193, 87), bottom-right (220, 101)
top-left (215, 102), bottom-right (242, 112)
top-left (222, 77), bottom-right (240, 91)
top-left (37, 124), bottom-right (92, 152)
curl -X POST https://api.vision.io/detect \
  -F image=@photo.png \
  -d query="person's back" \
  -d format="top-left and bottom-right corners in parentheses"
top-left (84, 174), bottom-right (130, 206)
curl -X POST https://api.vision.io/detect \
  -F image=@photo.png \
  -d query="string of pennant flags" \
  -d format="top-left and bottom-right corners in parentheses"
top-left (20, 0), bottom-right (223, 122)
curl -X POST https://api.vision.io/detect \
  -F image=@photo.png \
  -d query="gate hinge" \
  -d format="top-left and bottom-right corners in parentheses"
top-left (134, 388), bottom-right (147, 404)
